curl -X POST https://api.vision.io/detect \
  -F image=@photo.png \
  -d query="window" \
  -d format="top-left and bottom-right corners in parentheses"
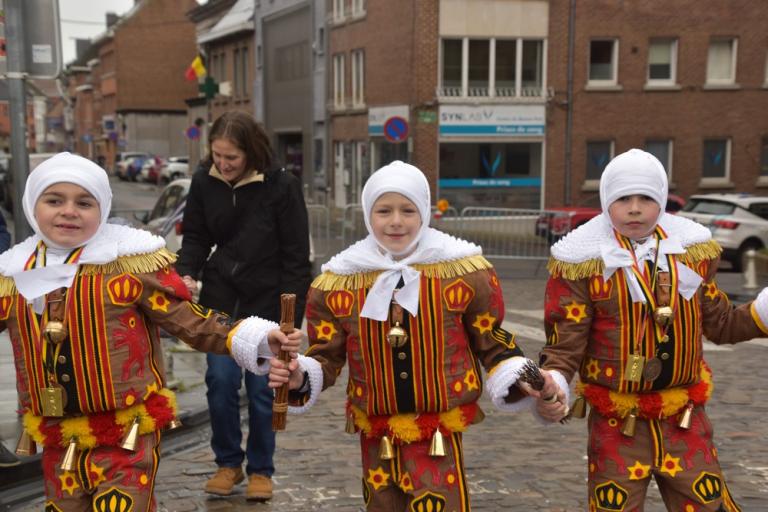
top-left (240, 47), bottom-right (249, 97)
top-left (647, 39), bottom-right (677, 85)
top-left (706, 38), bottom-right (737, 85)
top-left (468, 39), bottom-right (490, 96)
top-left (333, 53), bottom-right (345, 109)
top-left (351, 0), bottom-right (365, 16)
top-left (332, 0), bottom-right (345, 22)
top-left (586, 141), bottom-right (613, 180)
top-left (439, 37), bottom-right (546, 98)
top-left (351, 49), bottom-right (365, 107)
top-left (441, 39), bottom-right (463, 94)
top-left (589, 39), bottom-right (618, 85)
top-left (234, 49), bottom-right (241, 96)
top-left (702, 139), bottom-right (730, 179)
top-left (645, 140), bottom-right (672, 178)
top-left (760, 137), bottom-right (768, 176)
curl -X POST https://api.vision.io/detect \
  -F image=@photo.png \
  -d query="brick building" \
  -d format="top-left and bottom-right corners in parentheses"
top-left (64, 0), bottom-right (199, 170)
top-left (546, 0), bottom-right (768, 207)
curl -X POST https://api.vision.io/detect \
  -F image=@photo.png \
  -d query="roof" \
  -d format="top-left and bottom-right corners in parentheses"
top-left (197, 0), bottom-right (254, 44)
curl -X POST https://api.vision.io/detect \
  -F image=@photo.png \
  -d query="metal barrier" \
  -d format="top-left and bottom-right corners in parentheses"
top-left (307, 204), bottom-right (331, 259)
top-left (341, 203), bottom-right (366, 248)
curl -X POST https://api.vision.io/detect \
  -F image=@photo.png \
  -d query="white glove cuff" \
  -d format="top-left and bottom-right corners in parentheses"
top-left (229, 316), bottom-right (279, 375)
top-left (752, 288), bottom-right (768, 334)
top-left (288, 355), bottom-right (323, 415)
top-left (485, 357), bottom-right (534, 413)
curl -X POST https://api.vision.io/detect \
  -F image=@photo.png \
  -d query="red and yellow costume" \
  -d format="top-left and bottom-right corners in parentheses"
top-left (2, 225), bottom-right (273, 511)
top-left (291, 252), bottom-right (530, 511)
top-left (541, 213), bottom-right (767, 511)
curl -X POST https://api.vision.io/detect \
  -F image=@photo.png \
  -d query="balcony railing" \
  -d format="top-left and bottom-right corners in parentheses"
top-left (437, 85), bottom-right (547, 100)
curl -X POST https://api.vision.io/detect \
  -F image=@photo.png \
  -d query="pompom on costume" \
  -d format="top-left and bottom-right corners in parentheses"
top-left (288, 161), bottom-right (534, 511)
top-left (541, 148), bottom-right (766, 511)
top-left (2, 153), bottom-right (277, 511)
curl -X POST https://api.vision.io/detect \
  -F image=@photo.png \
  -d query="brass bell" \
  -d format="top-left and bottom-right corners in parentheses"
top-left (653, 306), bottom-right (673, 328)
top-left (44, 320), bottom-right (68, 344)
top-left (570, 395), bottom-right (587, 419)
top-left (678, 401), bottom-right (694, 430)
top-left (378, 435), bottom-right (394, 461)
top-left (15, 430), bottom-right (36, 456)
top-left (120, 416), bottom-right (141, 451)
top-left (167, 417), bottom-right (183, 430)
top-left (60, 437), bottom-right (78, 471)
top-left (428, 429), bottom-right (446, 457)
top-left (345, 413), bottom-right (356, 434)
top-left (387, 322), bottom-right (408, 348)
top-left (620, 408), bottom-right (638, 437)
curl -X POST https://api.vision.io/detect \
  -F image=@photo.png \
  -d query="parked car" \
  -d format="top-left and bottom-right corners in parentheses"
top-left (116, 153), bottom-right (151, 181)
top-left (139, 156), bottom-right (165, 184)
top-left (678, 194), bottom-right (768, 271)
top-left (159, 156), bottom-right (189, 184)
top-left (535, 193), bottom-right (686, 243)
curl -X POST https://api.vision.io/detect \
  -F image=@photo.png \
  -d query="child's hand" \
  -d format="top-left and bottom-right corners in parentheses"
top-left (267, 328), bottom-right (303, 356)
top-left (181, 275), bottom-right (198, 295)
top-left (268, 358), bottom-right (304, 390)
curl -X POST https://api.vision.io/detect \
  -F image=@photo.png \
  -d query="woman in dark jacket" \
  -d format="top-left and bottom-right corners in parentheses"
top-left (176, 111), bottom-right (311, 500)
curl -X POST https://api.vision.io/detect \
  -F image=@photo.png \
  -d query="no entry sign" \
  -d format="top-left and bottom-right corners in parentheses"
top-left (383, 116), bottom-right (409, 143)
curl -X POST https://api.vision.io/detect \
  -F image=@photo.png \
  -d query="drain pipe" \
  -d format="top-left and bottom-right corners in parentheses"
top-left (563, 0), bottom-right (576, 206)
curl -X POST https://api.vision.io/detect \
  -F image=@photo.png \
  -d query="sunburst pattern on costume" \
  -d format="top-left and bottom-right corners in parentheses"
top-left (463, 368), bottom-right (479, 391)
top-left (586, 358), bottom-right (601, 379)
top-left (366, 466), bottom-right (390, 491)
top-left (659, 453), bottom-right (683, 477)
top-left (88, 463), bottom-right (106, 488)
top-left (628, 460), bottom-right (651, 480)
top-left (147, 290), bottom-right (170, 313)
top-left (144, 381), bottom-right (159, 399)
top-left (59, 470), bottom-right (80, 495)
top-left (315, 320), bottom-right (337, 342)
top-left (472, 312), bottom-right (495, 334)
top-left (565, 301), bottom-right (587, 323)
top-left (704, 282), bottom-right (719, 300)
top-left (398, 472), bottom-right (414, 492)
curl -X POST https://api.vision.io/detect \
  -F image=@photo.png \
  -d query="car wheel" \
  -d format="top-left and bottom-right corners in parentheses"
top-left (734, 240), bottom-right (763, 273)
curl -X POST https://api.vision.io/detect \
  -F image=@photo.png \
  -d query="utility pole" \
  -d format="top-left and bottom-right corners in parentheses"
top-left (5, 0), bottom-right (32, 240)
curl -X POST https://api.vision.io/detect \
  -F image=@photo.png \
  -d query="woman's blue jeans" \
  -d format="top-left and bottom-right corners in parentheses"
top-left (205, 353), bottom-right (275, 476)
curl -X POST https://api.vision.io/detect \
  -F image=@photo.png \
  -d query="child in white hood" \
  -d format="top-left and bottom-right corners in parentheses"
top-left (1, 152), bottom-right (299, 511)
top-left (268, 160), bottom-right (562, 511)
top-left (538, 148), bottom-right (763, 510)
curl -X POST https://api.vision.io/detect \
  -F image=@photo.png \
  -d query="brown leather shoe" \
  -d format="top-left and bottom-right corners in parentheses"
top-left (246, 474), bottom-right (273, 501)
top-left (204, 466), bottom-right (244, 496)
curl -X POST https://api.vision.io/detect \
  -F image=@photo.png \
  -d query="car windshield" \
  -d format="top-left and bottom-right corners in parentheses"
top-left (747, 202), bottom-right (768, 220)
top-left (682, 199), bottom-right (735, 215)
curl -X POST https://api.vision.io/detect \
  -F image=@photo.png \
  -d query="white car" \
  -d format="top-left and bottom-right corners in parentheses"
top-left (159, 156), bottom-right (190, 184)
top-left (678, 194), bottom-right (768, 271)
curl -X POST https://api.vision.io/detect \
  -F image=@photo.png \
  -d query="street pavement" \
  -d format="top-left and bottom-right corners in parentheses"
top-left (1, 259), bottom-right (767, 511)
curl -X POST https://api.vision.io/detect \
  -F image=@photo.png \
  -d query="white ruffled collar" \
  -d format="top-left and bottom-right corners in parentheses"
top-left (322, 228), bottom-right (482, 321)
top-left (551, 213), bottom-right (711, 264)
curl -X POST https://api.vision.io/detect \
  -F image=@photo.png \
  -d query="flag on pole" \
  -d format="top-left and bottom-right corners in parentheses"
top-left (185, 55), bottom-right (206, 81)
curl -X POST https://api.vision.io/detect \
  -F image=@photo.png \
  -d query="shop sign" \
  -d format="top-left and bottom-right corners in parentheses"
top-left (439, 105), bottom-right (545, 137)
top-left (439, 177), bottom-right (542, 188)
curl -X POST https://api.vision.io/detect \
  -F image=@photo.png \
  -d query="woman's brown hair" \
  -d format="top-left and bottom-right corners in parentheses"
top-left (208, 111), bottom-right (273, 173)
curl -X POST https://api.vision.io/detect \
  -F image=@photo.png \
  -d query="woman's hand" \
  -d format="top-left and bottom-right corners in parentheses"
top-left (181, 275), bottom-right (198, 296)
top-left (268, 358), bottom-right (304, 390)
top-left (266, 328), bottom-right (303, 356)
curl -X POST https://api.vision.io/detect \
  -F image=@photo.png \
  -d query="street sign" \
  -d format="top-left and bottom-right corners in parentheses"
top-left (22, 0), bottom-right (62, 78)
top-left (185, 126), bottom-right (200, 140)
top-left (383, 116), bottom-right (408, 144)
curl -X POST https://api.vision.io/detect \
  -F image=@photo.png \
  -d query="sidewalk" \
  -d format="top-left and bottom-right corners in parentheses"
top-left (0, 260), bottom-right (765, 494)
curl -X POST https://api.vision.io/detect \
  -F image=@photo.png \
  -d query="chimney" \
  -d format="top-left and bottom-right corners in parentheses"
top-left (106, 12), bottom-right (119, 28)
top-left (75, 39), bottom-right (91, 60)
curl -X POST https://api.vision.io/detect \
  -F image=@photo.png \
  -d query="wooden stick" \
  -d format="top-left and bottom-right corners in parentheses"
top-left (272, 293), bottom-right (296, 431)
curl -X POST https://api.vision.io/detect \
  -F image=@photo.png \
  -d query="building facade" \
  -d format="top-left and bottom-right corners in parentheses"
top-left (546, 0), bottom-right (768, 207)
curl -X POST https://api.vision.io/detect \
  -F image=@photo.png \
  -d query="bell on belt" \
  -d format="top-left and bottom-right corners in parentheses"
top-left (120, 416), bottom-right (141, 451)
top-left (429, 429), bottom-right (446, 457)
top-left (60, 437), bottom-right (78, 471)
top-left (621, 408), bottom-right (638, 437)
top-left (653, 306), bottom-right (673, 328)
top-left (345, 412), bottom-right (356, 434)
top-left (15, 430), bottom-right (36, 456)
top-left (167, 417), bottom-right (183, 430)
top-left (387, 322), bottom-right (408, 348)
top-left (378, 435), bottom-right (394, 461)
top-left (44, 321), bottom-right (68, 344)
top-left (570, 395), bottom-right (587, 419)
top-left (678, 401), bottom-right (694, 430)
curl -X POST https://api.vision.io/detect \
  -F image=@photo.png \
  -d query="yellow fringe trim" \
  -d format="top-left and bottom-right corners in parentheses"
top-left (548, 240), bottom-right (722, 280)
top-left (349, 403), bottom-right (477, 444)
top-left (311, 255), bottom-right (492, 291)
top-left (0, 248), bottom-right (177, 297)
top-left (23, 388), bottom-right (178, 449)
